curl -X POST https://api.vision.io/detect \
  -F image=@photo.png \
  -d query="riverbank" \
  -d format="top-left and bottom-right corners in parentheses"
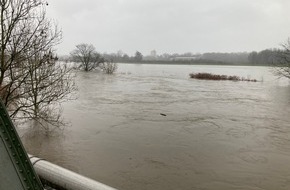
top-left (116, 60), bottom-right (272, 67)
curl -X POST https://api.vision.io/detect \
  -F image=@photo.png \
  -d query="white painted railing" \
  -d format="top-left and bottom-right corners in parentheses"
top-left (28, 154), bottom-right (117, 190)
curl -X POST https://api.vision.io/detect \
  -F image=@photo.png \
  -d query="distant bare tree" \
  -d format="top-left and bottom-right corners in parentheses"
top-left (100, 60), bottom-right (118, 74)
top-left (70, 44), bottom-right (105, 71)
top-left (134, 51), bottom-right (143, 61)
top-left (0, 0), bottom-right (75, 128)
top-left (273, 39), bottom-right (290, 79)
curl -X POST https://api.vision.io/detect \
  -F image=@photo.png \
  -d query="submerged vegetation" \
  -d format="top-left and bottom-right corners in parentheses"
top-left (100, 60), bottom-right (118, 74)
top-left (70, 43), bottom-right (105, 72)
top-left (70, 43), bottom-right (118, 74)
top-left (189, 73), bottom-right (257, 82)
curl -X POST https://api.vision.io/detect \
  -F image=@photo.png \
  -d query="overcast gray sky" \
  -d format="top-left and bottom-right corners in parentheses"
top-left (46, 0), bottom-right (290, 56)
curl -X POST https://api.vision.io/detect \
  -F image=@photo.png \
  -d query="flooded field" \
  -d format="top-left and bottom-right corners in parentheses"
top-left (19, 64), bottom-right (290, 190)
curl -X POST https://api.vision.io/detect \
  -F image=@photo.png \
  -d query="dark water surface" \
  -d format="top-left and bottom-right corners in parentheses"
top-left (19, 64), bottom-right (290, 190)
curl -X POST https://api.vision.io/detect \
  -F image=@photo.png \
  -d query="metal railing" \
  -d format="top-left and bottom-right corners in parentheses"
top-left (0, 99), bottom-right (44, 190)
top-left (29, 154), bottom-right (118, 190)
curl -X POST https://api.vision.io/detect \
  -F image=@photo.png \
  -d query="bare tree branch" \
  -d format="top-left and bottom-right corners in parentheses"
top-left (272, 39), bottom-right (290, 79)
top-left (70, 43), bottom-right (105, 71)
top-left (0, 0), bottom-right (76, 129)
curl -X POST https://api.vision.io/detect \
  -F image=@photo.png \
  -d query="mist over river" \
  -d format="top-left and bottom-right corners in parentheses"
top-left (19, 64), bottom-right (290, 190)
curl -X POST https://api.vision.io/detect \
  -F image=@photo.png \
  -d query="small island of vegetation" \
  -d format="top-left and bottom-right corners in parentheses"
top-left (189, 73), bottom-right (258, 82)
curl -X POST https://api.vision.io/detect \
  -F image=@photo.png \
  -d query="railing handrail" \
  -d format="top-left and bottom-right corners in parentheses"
top-left (28, 154), bottom-right (118, 190)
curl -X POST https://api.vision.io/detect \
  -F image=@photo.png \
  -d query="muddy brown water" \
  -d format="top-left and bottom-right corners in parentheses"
top-left (19, 64), bottom-right (290, 190)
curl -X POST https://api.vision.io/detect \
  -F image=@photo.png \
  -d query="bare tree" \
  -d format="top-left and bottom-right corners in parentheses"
top-left (17, 52), bottom-right (76, 128)
top-left (100, 60), bottom-right (118, 74)
top-left (0, 0), bottom-right (75, 127)
top-left (273, 39), bottom-right (290, 79)
top-left (70, 44), bottom-right (105, 71)
top-left (134, 51), bottom-right (143, 61)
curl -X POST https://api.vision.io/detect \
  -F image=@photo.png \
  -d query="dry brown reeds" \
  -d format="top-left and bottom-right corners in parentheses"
top-left (189, 72), bottom-right (257, 82)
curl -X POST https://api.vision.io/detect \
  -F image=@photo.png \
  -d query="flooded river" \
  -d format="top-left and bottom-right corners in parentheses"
top-left (20, 64), bottom-right (290, 190)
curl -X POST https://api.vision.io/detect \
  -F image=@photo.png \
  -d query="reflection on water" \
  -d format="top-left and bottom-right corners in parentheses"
top-left (19, 64), bottom-right (290, 190)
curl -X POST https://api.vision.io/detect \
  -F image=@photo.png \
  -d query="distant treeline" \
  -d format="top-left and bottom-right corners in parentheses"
top-left (248, 49), bottom-right (281, 65)
top-left (59, 49), bottom-right (282, 66)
